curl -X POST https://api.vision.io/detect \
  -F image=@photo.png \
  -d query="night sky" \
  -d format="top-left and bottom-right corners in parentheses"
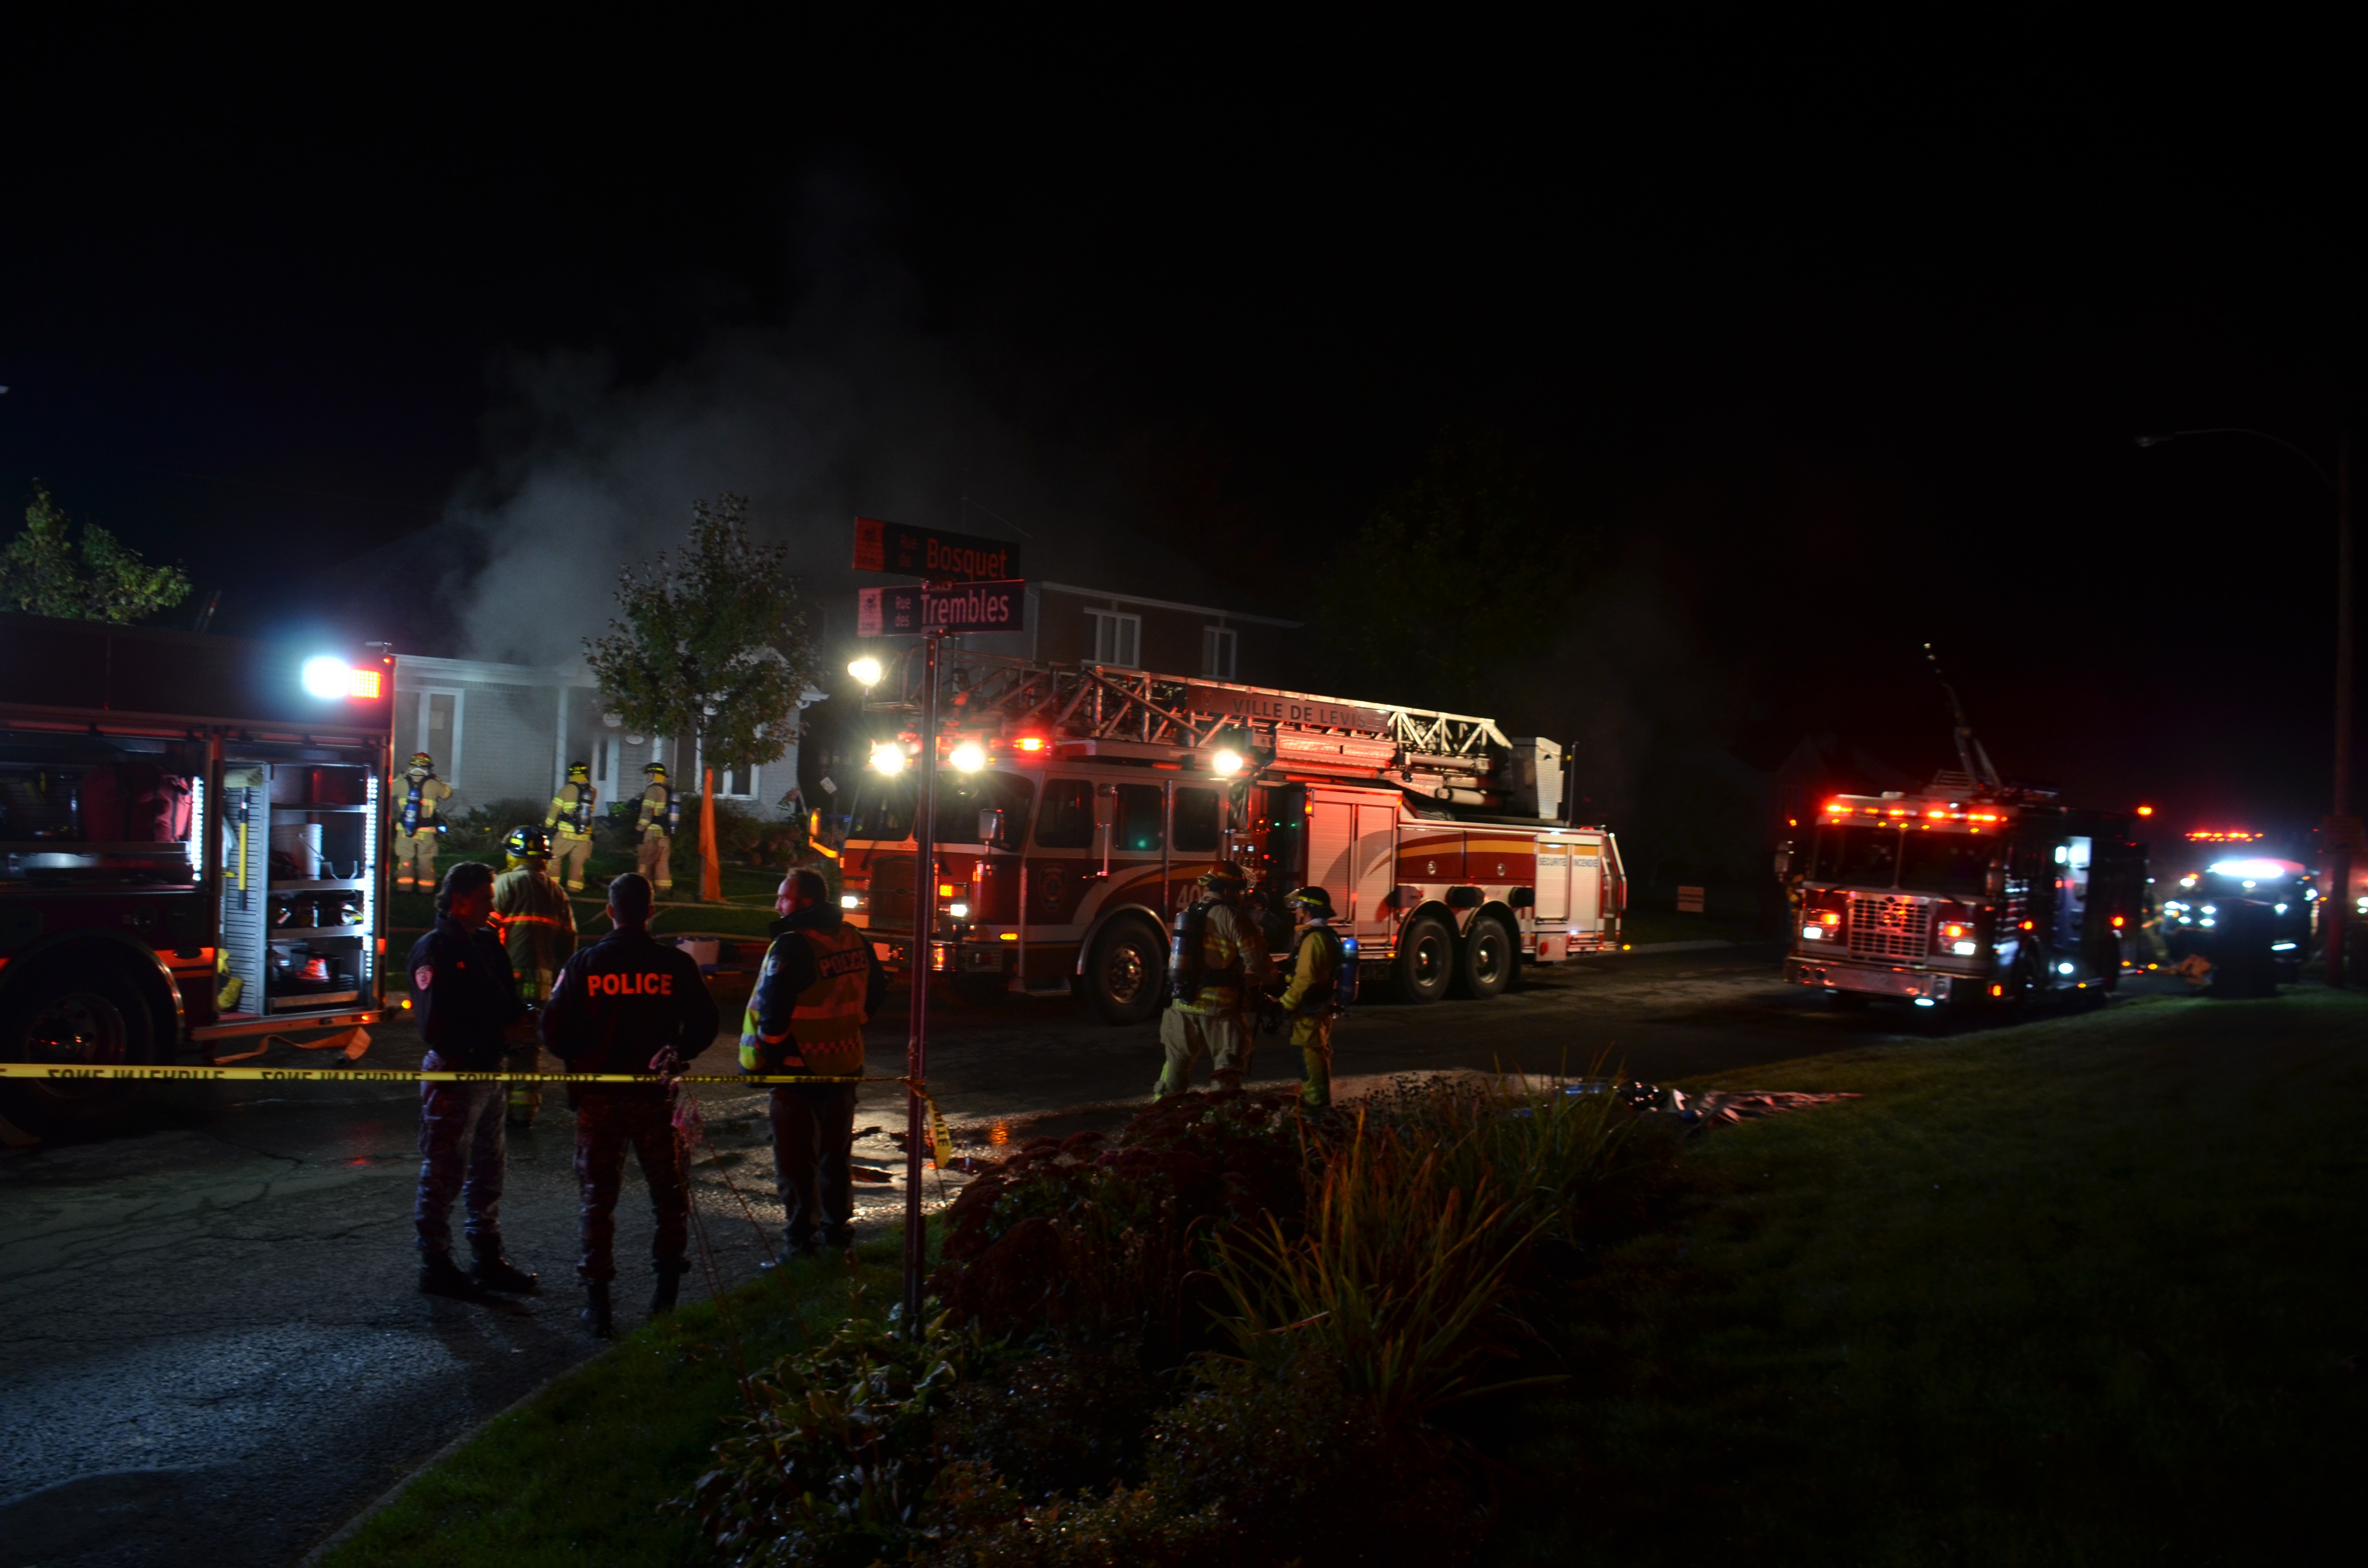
top-left (6, 19), bottom-right (2361, 855)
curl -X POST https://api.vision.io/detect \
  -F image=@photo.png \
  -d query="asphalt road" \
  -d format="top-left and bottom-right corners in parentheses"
top-left (0, 941), bottom-right (2042, 1567)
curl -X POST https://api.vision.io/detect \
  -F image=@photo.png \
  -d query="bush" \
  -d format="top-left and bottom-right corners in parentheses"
top-left (438, 796), bottom-right (550, 857)
top-left (931, 1093), bottom-right (1314, 1361)
top-left (932, 1340), bottom-right (1165, 1503)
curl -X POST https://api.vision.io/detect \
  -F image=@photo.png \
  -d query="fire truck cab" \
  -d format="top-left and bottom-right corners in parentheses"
top-left (1784, 785), bottom-right (2144, 1011)
top-left (836, 652), bottom-right (1625, 1021)
top-left (0, 615), bottom-right (394, 1133)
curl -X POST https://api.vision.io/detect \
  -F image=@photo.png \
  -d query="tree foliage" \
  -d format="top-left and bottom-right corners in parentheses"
top-left (584, 493), bottom-right (819, 899)
top-left (1313, 432), bottom-right (1575, 713)
top-left (0, 483), bottom-right (192, 624)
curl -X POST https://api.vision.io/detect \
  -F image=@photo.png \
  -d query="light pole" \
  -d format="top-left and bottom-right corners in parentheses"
top-left (2136, 427), bottom-right (2356, 982)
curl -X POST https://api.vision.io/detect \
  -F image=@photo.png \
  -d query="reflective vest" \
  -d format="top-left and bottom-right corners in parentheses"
top-left (740, 922), bottom-right (870, 1076)
top-left (549, 782), bottom-right (595, 837)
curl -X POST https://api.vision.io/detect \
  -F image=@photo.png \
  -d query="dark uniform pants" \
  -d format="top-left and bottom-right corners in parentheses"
top-left (573, 1091), bottom-right (688, 1282)
top-left (415, 1060), bottom-right (505, 1254)
top-left (769, 1083), bottom-right (858, 1250)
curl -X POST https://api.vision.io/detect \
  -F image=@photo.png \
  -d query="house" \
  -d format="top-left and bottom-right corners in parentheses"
top-left (950, 582), bottom-right (1299, 683)
top-left (391, 653), bottom-right (816, 822)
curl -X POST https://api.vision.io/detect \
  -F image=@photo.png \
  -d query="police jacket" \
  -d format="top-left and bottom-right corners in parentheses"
top-left (406, 916), bottom-right (523, 1071)
top-left (741, 904), bottom-right (887, 1078)
top-left (540, 926), bottom-right (718, 1096)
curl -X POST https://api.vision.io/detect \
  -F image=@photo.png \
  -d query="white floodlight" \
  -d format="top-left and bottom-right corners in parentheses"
top-left (1211, 748), bottom-right (1244, 777)
top-left (950, 742), bottom-right (987, 773)
top-left (2208, 858), bottom-right (2288, 881)
top-left (868, 741), bottom-right (908, 775)
top-left (300, 655), bottom-right (350, 699)
top-left (848, 656), bottom-right (884, 686)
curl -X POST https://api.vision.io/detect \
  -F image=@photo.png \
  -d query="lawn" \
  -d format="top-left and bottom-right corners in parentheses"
top-left (316, 1237), bottom-right (911, 1568)
top-left (1496, 988), bottom-right (2368, 1565)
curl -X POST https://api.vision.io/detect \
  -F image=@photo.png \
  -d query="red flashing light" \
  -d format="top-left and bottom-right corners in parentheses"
top-left (348, 668), bottom-right (383, 698)
top-left (2111, 915), bottom-right (2125, 928)
top-left (1015, 736), bottom-right (1046, 753)
top-left (2136, 805), bottom-right (2154, 817)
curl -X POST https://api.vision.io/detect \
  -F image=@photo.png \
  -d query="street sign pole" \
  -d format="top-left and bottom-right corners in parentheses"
top-left (902, 627), bottom-right (939, 1331)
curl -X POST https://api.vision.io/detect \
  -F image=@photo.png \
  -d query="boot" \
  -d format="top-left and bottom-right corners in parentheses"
top-left (418, 1250), bottom-right (482, 1299)
top-left (650, 1264), bottom-right (686, 1315)
top-left (582, 1280), bottom-right (615, 1338)
top-left (469, 1246), bottom-right (539, 1293)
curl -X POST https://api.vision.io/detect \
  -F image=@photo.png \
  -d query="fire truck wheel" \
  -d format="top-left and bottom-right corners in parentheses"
top-left (0, 960), bottom-right (157, 1137)
top-left (1085, 918), bottom-right (1167, 1025)
top-left (1455, 915), bottom-right (1515, 1000)
top-left (1395, 916), bottom-right (1455, 1004)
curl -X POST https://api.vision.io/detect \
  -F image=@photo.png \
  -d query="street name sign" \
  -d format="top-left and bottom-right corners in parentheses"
top-left (852, 516), bottom-right (1022, 583)
top-left (857, 580), bottom-right (1028, 637)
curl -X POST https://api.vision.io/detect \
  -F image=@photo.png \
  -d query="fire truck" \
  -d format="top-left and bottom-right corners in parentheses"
top-left (0, 614), bottom-right (395, 1133)
top-left (834, 651), bottom-right (1625, 1021)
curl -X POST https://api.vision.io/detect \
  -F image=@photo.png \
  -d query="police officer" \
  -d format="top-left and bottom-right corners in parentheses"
top-left (1276, 886), bottom-right (1344, 1108)
top-left (408, 861), bottom-right (536, 1298)
top-left (1155, 861), bottom-right (1272, 1096)
top-left (744, 867), bottom-right (886, 1260)
top-left (636, 762), bottom-right (679, 893)
top-left (493, 825), bottom-right (577, 1128)
top-left (540, 872), bottom-right (718, 1337)
top-left (545, 761), bottom-right (598, 893)
top-left (393, 752), bottom-right (455, 891)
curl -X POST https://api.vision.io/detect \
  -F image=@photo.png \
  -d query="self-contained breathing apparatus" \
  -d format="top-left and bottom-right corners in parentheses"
top-left (400, 756), bottom-right (445, 838)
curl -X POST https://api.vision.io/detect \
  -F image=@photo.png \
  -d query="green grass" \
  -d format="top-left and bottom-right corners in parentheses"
top-left (1495, 989), bottom-right (2368, 1565)
top-left (319, 1236), bottom-right (912, 1568)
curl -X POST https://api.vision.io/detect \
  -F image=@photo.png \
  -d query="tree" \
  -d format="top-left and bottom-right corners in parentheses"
top-left (585, 494), bottom-right (819, 903)
top-left (1312, 431), bottom-right (1577, 713)
top-left (0, 483), bottom-right (192, 624)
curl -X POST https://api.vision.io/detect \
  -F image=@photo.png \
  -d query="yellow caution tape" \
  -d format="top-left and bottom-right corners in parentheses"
top-left (0, 1063), bottom-right (883, 1086)
top-left (925, 1090), bottom-right (957, 1171)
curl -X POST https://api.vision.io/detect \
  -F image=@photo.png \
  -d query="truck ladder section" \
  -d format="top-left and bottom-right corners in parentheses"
top-left (875, 647), bottom-right (1516, 800)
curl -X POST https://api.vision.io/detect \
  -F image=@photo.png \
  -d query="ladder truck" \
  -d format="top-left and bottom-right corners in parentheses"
top-left (833, 650), bottom-right (1625, 1022)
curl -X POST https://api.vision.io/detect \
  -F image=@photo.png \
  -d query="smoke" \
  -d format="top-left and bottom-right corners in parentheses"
top-left (436, 179), bottom-right (1116, 671)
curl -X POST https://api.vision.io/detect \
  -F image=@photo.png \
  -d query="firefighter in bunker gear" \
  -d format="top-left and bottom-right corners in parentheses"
top-left (1277, 885), bottom-right (1343, 1109)
top-left (636, 762), bottom-right (679, 892)
top-left (393, 753), bottom-right (455, 890)
top-left (545, 761), bottom-right (597, 891)
top-left (407, 862), bottom-right (537, 1298)
top-left (1155, 861), bottom-right (1272, 1097)
top-left (493, 825), bottom-right (577, 1128)
top-left (540, 872), bottom-right (718, 1336)
top-left (744, 868), bottom-right (887, 1258)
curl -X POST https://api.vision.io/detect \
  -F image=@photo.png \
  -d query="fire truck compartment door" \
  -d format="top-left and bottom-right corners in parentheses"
top-left (1572, 845), bottom-right (1603, 928)
top-left (1353, 803), bottom-right (1395, 931)
top-left (1535, 844), bottom-right (1570, 922)
top-left (1306, 795), bottom-right (1353, 906)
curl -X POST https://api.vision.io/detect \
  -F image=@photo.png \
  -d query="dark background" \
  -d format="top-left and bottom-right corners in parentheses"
top-left (4, 17), bottom-right (2359, 874)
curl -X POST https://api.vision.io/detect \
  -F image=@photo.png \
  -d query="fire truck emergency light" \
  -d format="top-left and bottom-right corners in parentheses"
top-left (1211, 748), bottom-right (1244, 776)
top-left (950, 742), bottom-right (987, 773)
top-left (868, 741), bottom-right (908, 775)
top-left (301, 655), bottom-right (380, 700)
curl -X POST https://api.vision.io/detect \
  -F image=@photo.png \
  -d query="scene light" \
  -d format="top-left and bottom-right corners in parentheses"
top-left (848, 655), bottom-right (884, 686)
top-left (2208, 858), bottom-right (2290, 881)
top-left (950, 741), bottom-right (987, 773)
top-left (868, 741), bottom-right (907, 775)
top-left (301, 655), bottom-right (353, 699)
top-left (1211, 748), bottom-right (1244, 776)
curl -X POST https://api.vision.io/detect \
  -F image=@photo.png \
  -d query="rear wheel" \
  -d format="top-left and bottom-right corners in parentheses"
top-left (0, 961), bottom-right (156, 1137)
top-left (1396, 916), bottom-right (1454, 1004)
top-left (1085, 919), bottom-right (1166, 1025)
top-left (1455, 915), bottom-right (1515, 1000)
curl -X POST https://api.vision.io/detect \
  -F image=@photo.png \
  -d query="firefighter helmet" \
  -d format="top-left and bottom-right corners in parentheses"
top-left (1196, 861), bottom-right (1249, 889)
top-left (407, 752), bottom-right (434, 772)
top-left (504, 825), bottom-right (552, 862)
top-left (1286, 885), bottom-right (1336, 918)
top-left (567, 761), bottom-right (590, 781)
top-left (644, 762), bottom-right (669, 782)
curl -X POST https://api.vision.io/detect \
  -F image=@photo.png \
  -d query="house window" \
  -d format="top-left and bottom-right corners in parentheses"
top-left (1200, 625), bottom-right (1237, 681)
top-left (721, 766), bottom-right (759, 799)
top-left (414, 690), bottom-right (465, 785)
top-left (1087, 610), bottom-right (1141, 668)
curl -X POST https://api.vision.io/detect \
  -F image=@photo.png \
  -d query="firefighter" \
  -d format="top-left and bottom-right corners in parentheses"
top-left (743, 866), bottom-right (887, 1260)
top-left (636, 762), bottom-right (680, 893)
top-left (539, 872), bottom-right (717, 1337)
top-left (1276, 886), bottom-right (1344, 1109)
top-left (545, 761), bottom-right (598, 892)
top-left (1154, 861), bottom-right (1272, 1097)
top-left (407, 861), bottom-right (535, 1298)
top-left (392, 753), bottom-right (455, 891)
top-left (493, 825), bottom-right (577, 1128)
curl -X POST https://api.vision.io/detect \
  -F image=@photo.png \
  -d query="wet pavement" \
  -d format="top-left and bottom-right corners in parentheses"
top-left (0, 942), bottom-right (1987, 1566)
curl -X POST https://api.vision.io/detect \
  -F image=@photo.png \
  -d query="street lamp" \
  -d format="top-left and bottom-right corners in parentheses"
top-left (848, 655), bottom-right (884, 687)
top-left (2136, 426), bottom-right (2356, 982)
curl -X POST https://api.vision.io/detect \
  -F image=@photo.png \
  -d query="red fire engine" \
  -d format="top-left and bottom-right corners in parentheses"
top-left (1, 615), bottom-right (395, 1133)
top-left (835, 651), bottom-right (1625, 1020)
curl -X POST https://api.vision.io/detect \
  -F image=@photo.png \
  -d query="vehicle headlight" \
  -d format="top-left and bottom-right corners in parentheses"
top-left (840, 893), bottom-right (862, 910)
top-left (1801, 925), bottom-right (1825, 940)
top-left (949, 901), bottom-right (970, 920)
top-left (1952, 941), bottom-right (1978, 956)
